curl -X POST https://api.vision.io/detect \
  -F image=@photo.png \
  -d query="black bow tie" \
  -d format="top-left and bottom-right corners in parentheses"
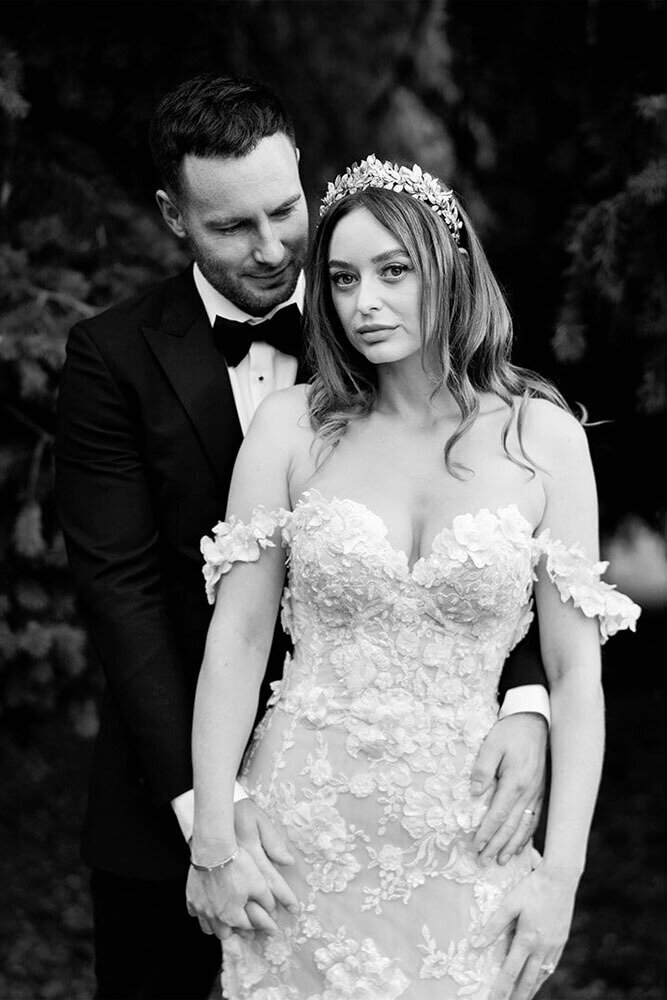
top-left (213, 304), bottom-right (302, 368)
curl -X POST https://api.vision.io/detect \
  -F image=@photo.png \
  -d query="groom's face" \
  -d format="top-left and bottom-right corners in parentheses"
top-left (160, 132), bottom-right (309, 316)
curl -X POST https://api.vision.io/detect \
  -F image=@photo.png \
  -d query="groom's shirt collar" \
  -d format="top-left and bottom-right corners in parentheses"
top-left (192, 262), bottom-right (305, 327)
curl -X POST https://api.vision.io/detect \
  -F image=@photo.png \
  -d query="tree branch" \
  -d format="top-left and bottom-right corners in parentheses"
top-left (19, 282), bottom-right (96, 318)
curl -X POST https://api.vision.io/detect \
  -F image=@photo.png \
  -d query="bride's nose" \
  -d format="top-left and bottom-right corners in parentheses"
top-left (356, 274), bottom-right (382, 314)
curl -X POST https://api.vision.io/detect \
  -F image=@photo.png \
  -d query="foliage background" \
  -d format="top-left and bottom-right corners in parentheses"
top-left (0, 1), bottom-right (665, 997)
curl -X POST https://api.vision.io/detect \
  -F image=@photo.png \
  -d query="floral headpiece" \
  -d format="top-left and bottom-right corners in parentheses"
top-left (319, 153), bottom-right (463, 245)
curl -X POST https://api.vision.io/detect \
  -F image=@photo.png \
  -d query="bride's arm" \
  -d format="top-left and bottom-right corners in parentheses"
top-left (533, 438), bottom-right (604, 884)
top-left (480, 401), bottom-right (606, 1000)
top-left (187, 388), bottom-right (303, 939)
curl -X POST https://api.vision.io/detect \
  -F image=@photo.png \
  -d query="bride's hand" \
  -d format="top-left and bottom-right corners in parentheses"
top-left (234, 799), bottom-right (299, 918)
top-left (186, 844), bottom-right (285, 939)
top-left (474, 863), bottom-right (577, 1000)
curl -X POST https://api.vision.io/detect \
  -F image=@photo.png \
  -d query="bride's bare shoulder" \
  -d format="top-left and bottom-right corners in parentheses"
top-left (520, 396), bottom-right (590, 468)
top-left (245, 383), bottom-right (313, 444)
top-left (261, 382), bottom-right (310, 423)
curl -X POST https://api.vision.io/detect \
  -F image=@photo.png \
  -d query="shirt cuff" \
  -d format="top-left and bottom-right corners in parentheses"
top-left (233, 780), bottom-right (249, 803)
top-left (171, 783), bottom-right (249, 843)
top-left (498, 684), bottom-right (551, 726)
top-left (171, 788), bottom-right (194, 843)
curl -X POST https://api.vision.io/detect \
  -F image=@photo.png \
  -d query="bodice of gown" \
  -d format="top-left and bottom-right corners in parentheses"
top-left (202, 490), bottom-right (640, 738)
top-left (200, 491), bottom-right (640, 1000)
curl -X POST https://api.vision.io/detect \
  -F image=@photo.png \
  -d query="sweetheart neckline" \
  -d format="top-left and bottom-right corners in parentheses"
top-left (290, 489), bottom-right (535, 575)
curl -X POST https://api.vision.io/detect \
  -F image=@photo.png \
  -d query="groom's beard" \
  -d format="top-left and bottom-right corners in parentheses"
top-left (192, 239), bottom-right (307, 318)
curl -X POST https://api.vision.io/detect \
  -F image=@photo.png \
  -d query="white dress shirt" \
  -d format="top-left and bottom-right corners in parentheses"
top-left (171, 265), bottom-right (550, 844)
top-left (193, 262), bottom-right (302, 434)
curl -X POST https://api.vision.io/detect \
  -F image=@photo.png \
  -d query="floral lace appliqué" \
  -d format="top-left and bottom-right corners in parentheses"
top-left (200, 506), bottom-right (290, 605)
top-left (204, 495), bottom-right (639, 999)
top-left (534, 530), bottom-right (641, 641)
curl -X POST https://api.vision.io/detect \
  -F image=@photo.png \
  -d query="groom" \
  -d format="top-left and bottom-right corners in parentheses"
top-left (55, 74), bottom-right (549, 1000)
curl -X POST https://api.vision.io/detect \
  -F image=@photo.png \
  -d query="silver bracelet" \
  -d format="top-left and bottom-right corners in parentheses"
top-left (190, 847), bottom-right (239, 873)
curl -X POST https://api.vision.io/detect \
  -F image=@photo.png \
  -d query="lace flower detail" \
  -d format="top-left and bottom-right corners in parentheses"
top-left (345, 689), bottom-right (434, 764)
top-left (221, 932), bottom-right (270, 993)
top-left (313, 931), bottom-right (409, 999)
top-left (283, 794), bottom-right (350, 861)
top-left (248, 988), bottom-right (299, 1000)
top-left (280, 792), bottom-right (362, 893)
top-left (451, 509), bottom-right (502, 568)
top-left (418, 925), bottom-right (497, 991)
top-left (497, 505), bottom-right (533, 549)
top-left (200, 506), bottom-right (289, 604)
top-left (535, 532), bottom-right (641, 642)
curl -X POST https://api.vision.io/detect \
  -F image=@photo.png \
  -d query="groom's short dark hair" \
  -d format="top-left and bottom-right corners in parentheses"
top-left (149, 73), bottom-right (297, 195)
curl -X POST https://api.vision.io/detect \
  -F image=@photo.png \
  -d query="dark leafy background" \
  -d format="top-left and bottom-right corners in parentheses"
top-left (0, 1), bottom-right (665, 997)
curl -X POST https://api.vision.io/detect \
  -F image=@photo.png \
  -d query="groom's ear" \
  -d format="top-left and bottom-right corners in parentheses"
top-left (155, 189), bottom-right (187, 240)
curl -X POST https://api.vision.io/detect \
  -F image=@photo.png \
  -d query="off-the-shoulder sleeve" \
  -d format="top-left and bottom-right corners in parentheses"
top-left (533, 531), bottom-right (641, 643)
top-left (200, 507), bottom-right (291, 605)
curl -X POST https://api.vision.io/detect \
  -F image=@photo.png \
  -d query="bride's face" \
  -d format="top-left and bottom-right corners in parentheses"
top-left (327, 207), bottom-right (423, 366)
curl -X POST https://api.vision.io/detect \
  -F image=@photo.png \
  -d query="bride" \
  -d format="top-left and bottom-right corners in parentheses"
top-left (186, 155), bottom-right (639, 1000)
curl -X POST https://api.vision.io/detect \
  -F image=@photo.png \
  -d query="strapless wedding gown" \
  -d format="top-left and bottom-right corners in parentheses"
top-left (201, 491), bottom-right (639, 1000)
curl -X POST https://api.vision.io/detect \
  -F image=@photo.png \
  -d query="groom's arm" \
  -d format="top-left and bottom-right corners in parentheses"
top-left (171, 782), bottom-right (249, 844)
top-left (498, 616), bottom-right (550, 720)
top-left (55, 320), bottom-right (193, 807)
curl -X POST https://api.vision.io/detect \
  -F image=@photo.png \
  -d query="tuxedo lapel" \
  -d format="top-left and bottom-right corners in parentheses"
top-left (142, 268), bottom-right (243, 489)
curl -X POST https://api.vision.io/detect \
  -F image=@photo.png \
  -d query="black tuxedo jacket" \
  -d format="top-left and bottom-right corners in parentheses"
top-left (55, 264), bottom-right (546, 881)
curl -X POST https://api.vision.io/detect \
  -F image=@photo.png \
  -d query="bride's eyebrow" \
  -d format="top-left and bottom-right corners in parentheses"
top-left (371, 248), bottom-right (411, 264)
top-left (328, 248), bottom-right (410, 268)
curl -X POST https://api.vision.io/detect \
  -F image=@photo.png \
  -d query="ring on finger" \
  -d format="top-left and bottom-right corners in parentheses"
top-left (523, 807), bottom-right (536, 816)
top-left (540, 960), bottom-right (556, 975)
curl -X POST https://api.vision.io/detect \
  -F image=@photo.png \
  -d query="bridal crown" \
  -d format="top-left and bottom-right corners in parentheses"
top-left (319, 153), bottom-right (463, 245)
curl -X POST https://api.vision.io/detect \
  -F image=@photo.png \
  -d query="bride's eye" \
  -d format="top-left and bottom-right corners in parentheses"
top-left (382, 263), bottom-right (410, 281)
top-left (330, 271), bottom-right (357, 289)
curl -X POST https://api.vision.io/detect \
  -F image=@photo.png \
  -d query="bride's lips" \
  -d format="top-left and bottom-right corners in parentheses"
top-left (356, 324), bottom-right (398, 342)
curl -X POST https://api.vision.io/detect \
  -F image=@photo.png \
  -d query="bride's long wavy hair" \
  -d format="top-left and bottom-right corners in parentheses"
top-left (305, 186), bottom-right (571, 475)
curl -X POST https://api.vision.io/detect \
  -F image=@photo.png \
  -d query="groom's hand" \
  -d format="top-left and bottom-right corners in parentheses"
top-left (187, 846), bottom-right (279, 938)
top-left (471, 713), bottom-right (547, 865)
top-left (234, 798), bottom-right (299, 920)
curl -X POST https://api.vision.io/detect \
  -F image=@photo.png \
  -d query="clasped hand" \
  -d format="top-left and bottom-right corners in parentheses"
top-left (186, 800), bottom-right (298, 939)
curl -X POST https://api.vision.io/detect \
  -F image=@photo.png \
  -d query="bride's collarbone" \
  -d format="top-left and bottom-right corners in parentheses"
top-left (286, 417), bottom-right (545, 532)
